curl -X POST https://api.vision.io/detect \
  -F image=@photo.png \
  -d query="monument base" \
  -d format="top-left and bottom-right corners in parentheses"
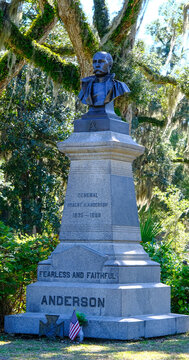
top-left (5, 312), bottom-right (189, 340)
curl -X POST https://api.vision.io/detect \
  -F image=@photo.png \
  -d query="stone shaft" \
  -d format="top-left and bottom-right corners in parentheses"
top-left (56, 131), bottom-right (149, 265)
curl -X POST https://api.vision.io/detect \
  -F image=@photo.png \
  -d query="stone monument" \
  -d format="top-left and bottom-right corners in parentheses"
top-left (5, 52), bottom-right (189, 339)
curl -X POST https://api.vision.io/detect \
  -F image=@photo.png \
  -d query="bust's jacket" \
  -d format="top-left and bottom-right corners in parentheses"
top-left (78, 73), bottom-right (130, 106)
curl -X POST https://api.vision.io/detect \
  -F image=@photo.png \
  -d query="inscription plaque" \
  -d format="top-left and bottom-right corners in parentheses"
top-left (41, 295), bottom-right (105, 308)
top-left (38, 270), bottom-right (118, 282)
top-left (65, 192), bottom-right (108, 220)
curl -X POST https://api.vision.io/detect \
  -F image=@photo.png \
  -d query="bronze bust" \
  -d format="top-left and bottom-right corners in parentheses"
top-left (78, 51), bottom-right (130, 107)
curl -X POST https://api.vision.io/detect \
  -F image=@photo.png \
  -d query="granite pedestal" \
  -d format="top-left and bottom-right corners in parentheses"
top-left (5, 110), bottom-right (189, 339)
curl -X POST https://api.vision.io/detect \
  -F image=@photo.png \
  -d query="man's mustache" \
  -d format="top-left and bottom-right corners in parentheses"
top-left (93, 69), bottom-right (107, 74)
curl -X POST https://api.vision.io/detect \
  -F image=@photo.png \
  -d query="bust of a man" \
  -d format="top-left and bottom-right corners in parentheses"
top-left (78, 51), bottom-right (130, 107)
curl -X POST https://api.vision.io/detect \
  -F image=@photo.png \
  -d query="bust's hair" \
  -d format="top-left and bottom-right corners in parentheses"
top-left (93, 51), bottom-right (113, 68)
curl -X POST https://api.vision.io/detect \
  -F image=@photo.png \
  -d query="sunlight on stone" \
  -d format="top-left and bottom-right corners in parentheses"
top-left (111, 135), bottom-right (120, 142)
top-left (119, 318), bottom-right (142, 322)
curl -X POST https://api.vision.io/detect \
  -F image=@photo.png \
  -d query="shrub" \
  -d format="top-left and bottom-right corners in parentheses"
top-left (76, 312), bottom-right (88, 327)
top-left (143, 240), bottom-right (189, 314)
top-left (140, 197), bottom-right (189, 315)
top-left (0, 221), bottom-right (59, 329)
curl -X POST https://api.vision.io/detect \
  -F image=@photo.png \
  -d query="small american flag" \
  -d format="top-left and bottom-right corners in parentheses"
top-left (69, 310), bottom-right (81, 340)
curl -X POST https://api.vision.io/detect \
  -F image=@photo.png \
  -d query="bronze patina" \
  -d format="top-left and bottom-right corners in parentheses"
top-left (78, 51), bottom-right (130, 107)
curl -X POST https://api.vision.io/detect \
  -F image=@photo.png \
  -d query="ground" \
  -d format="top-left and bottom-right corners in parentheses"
top-left (0, 333), bottom-right (188, 360)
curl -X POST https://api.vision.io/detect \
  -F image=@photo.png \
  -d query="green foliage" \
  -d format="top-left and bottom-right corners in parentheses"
top-left (134, 0), bottom-right (189, 138)
top-left (6, 20), bottom-right (80, 93)
top-left (93, 0), bottom-right (110, 38)
top-left (0, 221), bottom-right (59, 328)
top-left (26, 2), bottom-right (56, 41)
top-left (43, 43), bottom-right (75, 57)
top-left (134, 134), bottom-right (173, 205)
top-left (0, 65), bottom-right (74, 234)
top-left (133, 103), bottom-right (188, 205)
top-left (44, 21), bottom-right (73, 50)
top-left (0, 1), bottom-right (80, 93)
top-left (139, 210), bottom-right (161, 243)
top-left (0, 9), bottom-right (3, 32)
top-left (137, 116), bottom-right (165, 127)
top-left (10, 21), bottom-right (33, 58)
top-left (0, 3), bottom-right (76, 92)
top-left (179, 66), bottom-right (189, 98)
top-left (143, 240), bottom-right (189, 315)
top-left (140, 185), bottom-right (189, 314)
top-left (0, 52), bottom-right (10, 83)
top-left (111, 51), bottom-right (144, 104)
top-left (153, 186), bottom-right (189, 253)
top-left (76, 312), bottom-right (88, 326)
top-left (146, 0), bottom-right (184, 70)
top-left (33, 42), bottom-right (80, 91)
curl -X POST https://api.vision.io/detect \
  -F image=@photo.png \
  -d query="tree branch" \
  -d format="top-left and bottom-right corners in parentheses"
top-left (57, 0), bottom-right (99, 77)
top-left (24, 2), bottom-right (57, 41)
top-left (183, 3), bottom-right (189, 35)
top-left (172, 157), bottom-right (189, 165)
top-left (0, 12), bottom-right (80, 92)
top-left (0, 2), bottom-right (57, 95)
top-left (137, 62), bottom-right (189, 98)
top-left (163, 28), bottom-right (176, 68)
top-left (101, 0), bottom-right (143, 46)
top-left (93, 0), bottom-right (110, 38)
top-left (137, 116), bottom-right (165, 127)
top-left (42, 43), bottom-right (75, 57)
top-left (137, 62), bottom-right (178, 86)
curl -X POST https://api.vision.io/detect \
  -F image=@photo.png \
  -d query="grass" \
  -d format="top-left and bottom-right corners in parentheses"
top-left (0, 333), bottom-right (188, 360)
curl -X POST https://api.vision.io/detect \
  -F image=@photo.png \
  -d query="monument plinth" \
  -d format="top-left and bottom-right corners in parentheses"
top-left (5, 51), bottom-right (189, 339)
